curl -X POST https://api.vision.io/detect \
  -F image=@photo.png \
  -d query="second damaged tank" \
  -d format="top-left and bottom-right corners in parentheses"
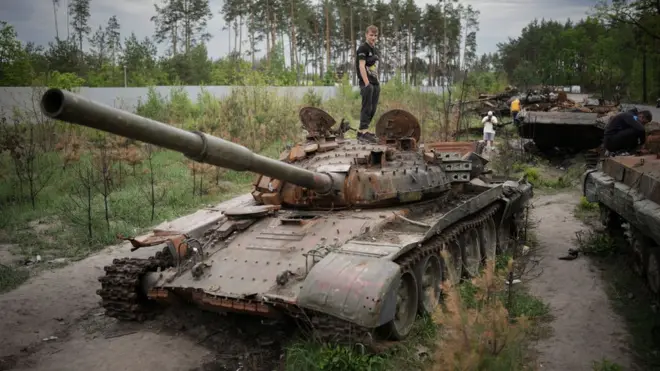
top-left (515, 95), bottom-right (619, 153)
top-left (516, 110), bottom-right (611, 152)
top-left (40, 88), bottom-right (533, 344)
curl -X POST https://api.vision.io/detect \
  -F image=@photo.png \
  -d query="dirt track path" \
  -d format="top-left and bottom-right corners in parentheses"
top-left (527, 191), bottom-right (632, 370)
top-left (0, 195), bottom-right (255, 371)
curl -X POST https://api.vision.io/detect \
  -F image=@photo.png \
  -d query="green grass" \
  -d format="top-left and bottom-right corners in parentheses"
top-left (0, 148), bottom-right (259, 292)
top-left (573, 196), bottom-right (600, 224)
top-left (284, 315), bottom-right (437, 371)
top-left (592, 358), bottom-right (624, 371)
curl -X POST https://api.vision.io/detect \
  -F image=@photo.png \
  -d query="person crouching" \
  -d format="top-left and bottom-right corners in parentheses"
top-left (603, 109), bottom-right (652, 155)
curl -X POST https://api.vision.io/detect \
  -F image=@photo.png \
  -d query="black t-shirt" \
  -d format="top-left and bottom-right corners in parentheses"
top-left (355, 42), bottom-right (379, 86)
top-left (604, 112), bottom-right (645, 137)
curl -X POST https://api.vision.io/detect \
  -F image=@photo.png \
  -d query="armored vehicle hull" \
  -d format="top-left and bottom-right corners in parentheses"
top-left (517, 110), bottom-right (609, 152)
top-left (40, 88), bottom-right (533, 344)
top-left (583, 154), bottom-right (660, 297)
top-left (111, 174), bottom-right (531, 341)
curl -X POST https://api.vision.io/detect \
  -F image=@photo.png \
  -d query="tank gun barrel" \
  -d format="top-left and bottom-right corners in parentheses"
top-left (40, 88), bottom-right (339, 195)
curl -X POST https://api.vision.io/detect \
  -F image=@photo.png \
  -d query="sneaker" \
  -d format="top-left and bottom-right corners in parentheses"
top-left (357, 131), bottom-right (378, 143)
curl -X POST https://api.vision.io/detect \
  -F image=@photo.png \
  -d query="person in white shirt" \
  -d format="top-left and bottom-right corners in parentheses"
top-left (481, 111), bottom-right (497, 149)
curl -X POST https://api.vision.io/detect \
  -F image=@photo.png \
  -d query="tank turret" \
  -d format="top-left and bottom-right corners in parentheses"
top-left (41, 88), bottom-right (479, 210)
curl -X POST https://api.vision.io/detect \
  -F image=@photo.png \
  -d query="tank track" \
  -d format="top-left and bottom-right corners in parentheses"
top-left (308, 201), bottom-right (503, 347)
top-left (97, 249), bottom-right (173, 321)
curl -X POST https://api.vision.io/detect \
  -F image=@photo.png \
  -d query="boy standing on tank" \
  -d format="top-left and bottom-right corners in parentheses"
top-left (355, 25), bottom-right (380, 143)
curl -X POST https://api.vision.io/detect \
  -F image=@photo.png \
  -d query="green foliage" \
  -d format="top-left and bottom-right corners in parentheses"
top-left (577, 196), bottom-right (599, 212)
top-left (0, 264), bottom-right (30, 294)
top-left (46, 71), bottom-right (86, 91)
top-left (574, 230), bottom-right (619, 257)
top-left (285, 343), bottom-right (387, 371)
top-left (521, 166), bottom-right (571, 189)
top-left (497, 9), bottom-right (660, 102)
top-left (0, 0), bottom-right (488, 90)
top-left (574, 196), bottom-right (601, 224)
top-left (592, 358), bottom-right (624, 371)
top-left (458, 277), bottom-right (551, 320)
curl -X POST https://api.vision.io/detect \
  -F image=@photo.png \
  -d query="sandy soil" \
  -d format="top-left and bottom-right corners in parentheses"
top-left (527, 190), bottom-right (633, 370)
top-left (0, 188), bottom-right (636, 371)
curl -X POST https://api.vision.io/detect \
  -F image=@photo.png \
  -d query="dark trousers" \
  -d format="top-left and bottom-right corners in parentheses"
top-left (359, 84), bottom-right (380, 130)
top-left (604, 128), bottom-right (645, 152)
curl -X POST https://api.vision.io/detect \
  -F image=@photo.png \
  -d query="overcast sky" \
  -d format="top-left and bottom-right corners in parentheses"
top-left (1, 0), bottom-right (597, 61)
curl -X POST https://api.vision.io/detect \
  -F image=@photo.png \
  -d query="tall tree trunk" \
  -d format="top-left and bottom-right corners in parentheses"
top-left (350, 6), bottom-right (355, 84)
top-left (53, 1), bottom-right (60, 39)
top-left (325, 1), bottom-right (330, 73)
top-left (642, 47), bottom-right (648, 102)
top-left (290, 0), bottom-right (297, 76)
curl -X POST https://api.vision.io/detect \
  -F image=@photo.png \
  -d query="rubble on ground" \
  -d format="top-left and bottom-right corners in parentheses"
top-left (465, 85), bottom-right (620, 119)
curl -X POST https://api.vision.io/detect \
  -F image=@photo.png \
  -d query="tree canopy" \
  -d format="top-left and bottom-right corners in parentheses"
top-left (1, 0), bottom-right (491, 87)
top-left (495, 0), bottom-right (660, 103)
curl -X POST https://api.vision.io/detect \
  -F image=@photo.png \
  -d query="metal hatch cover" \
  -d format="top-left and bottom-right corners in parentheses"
top-left (375, 109), bottom-right (421, 142)
top-left (224, 205), bottom-right (280, 219)
top-left (299, 107), bottom-right (337, 136)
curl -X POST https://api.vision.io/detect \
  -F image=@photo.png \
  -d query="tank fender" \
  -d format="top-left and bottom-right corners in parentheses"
top-left (582, 169), bottom-right (600, 203)
top-left (297, 252), bottom-right (400, 328)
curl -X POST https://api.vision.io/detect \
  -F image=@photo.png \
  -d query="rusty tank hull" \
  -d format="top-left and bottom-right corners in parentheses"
top-left (516, 110), bottom-right (610, 152)
top-left (40, 89), bottom-right (533, 344)
top-left (583, 153), bottom-right (660, 297)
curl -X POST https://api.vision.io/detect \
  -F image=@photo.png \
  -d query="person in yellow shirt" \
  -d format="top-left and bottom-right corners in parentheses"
top-left (510, 97), bottom-right (521, 125)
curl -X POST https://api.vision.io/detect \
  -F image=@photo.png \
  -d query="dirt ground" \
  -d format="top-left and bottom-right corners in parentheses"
top-left (0, 193), bottom-right (287, 371)
top-left (0, 188), bottom-right (636, 371)
top-left (527, 190), bottom-right (633, 370)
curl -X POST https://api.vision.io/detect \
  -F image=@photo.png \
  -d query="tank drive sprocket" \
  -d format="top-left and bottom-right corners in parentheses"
top-left (96, 249), bottom-right (174, 321)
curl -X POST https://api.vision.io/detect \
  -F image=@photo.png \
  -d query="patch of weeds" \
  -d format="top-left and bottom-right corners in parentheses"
top-left (574, 196), bottom-right (600, 223)
top-left (284, 315), bottom-right (438, 371)
top-left (503, 289), bottom-right (551, 320)
top-left (523, 166), bottom-right (572, 189)
top-left (592, 358), bottom-right (624, 371)
top-left (0, 264), bottom-right (30, 293)
top-left (574, 230), bottom-right (619, 257)
top-left (285, 342), bottom-right (388, 371)
top-left (431, 252), bottom-right (549, 371)
top-left (457, 264), bottom-right (550, 321)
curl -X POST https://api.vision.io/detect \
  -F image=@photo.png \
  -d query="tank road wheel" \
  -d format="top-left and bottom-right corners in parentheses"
top-left (479, 217), bottom-right (498, 266)
top-left (415, 254), bottom-right (443, 315)
top-left (461, 227), bottom-right (482, 278)
top-left (380, 271), bottom-right (419, 341)
top-left (443, 240), bottom-right (463, 283)
top-left (646, 249), bottom-right (660, 296)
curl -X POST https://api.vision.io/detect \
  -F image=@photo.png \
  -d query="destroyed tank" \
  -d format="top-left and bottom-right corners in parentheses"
top-left (516, 109), bottom-right (618, 154)
top-left (583, 135), bottom-right (660, 297)
top-left (40, 88), bottom-right (533, 343)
